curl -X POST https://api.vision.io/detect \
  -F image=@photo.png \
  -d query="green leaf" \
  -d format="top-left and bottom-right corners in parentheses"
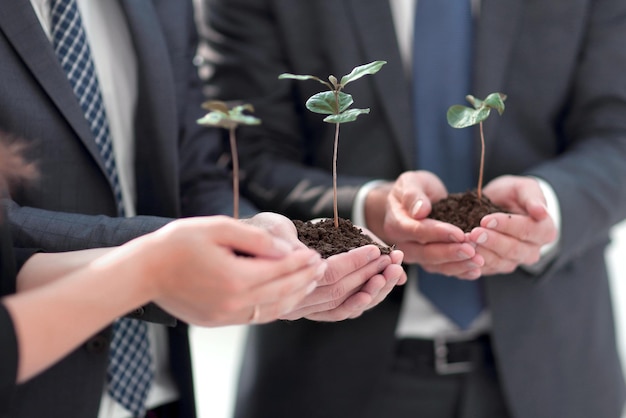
top-left (306, 91), bottom-right (353, 115)
top-left (197, 112), bottom-right (235, 129)
top-left (483, 92), bottom-right (507, 115)
top-left (229, 113), bottom-right (262, 126)
top-left (278, 73), bottom-right (332, 89)
top-left (323, 108), bottom-right (370, 124)
top-left (446, 105), bottom-right (491, 128)
top-left (197, 102), bottom-right (261, 128)
top-left (339, 61), bottom-right (387, 87)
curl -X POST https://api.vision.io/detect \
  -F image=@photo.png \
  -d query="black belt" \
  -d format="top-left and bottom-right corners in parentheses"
top-left (394, 334), bottom-right (493, 375)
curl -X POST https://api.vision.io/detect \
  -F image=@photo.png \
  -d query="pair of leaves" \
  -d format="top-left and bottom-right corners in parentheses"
top-left (279, 60), bottom-right (386, 124)
top-left (447, 92), bottom-right (507, 129)
top-left (197, 101), bottom-right (261, 129)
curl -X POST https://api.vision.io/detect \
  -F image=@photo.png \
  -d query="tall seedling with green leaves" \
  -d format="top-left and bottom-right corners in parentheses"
top-left (197, 100), bottom-right (261, 219)
top-left (279, 61), bottom-right (387, 228)
top-left (446, 92), bottom-right (506, 200)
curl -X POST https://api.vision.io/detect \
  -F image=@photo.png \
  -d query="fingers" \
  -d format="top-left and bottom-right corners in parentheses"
top-left (203, 216), bottom-right (297, 258)
top-left (283, 247), bottom-right (397, 320)
top-left (397, 239), bottom-right (477, 266)
top-left (234, 247), bottom-right (323, 288)
top-left (246, 258), bottom-right (328, 323)
top-left (468, 212), bottom-right (557, 275)
top-left (317, 245), bottom-right (381, 286)
top-left (280, 253), bottom-right (392, 320)
top-left (478, 212), bottom-right (557, 247)
top-left (384, 215), bottom-right (466, 250)
top-left (243, 212), bottom-right (306, 250)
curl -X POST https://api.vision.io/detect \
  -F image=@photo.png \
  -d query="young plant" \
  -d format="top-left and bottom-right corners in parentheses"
top-left (197, 100), bottom-right (261, 219)
top-left (446, 92), bottom-right (506, 200)
top-left (279, 60), bottom-right (387, 228)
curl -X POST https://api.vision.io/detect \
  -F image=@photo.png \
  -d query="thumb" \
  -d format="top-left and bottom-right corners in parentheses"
top-left (517, 181), bottom-right (549, 221)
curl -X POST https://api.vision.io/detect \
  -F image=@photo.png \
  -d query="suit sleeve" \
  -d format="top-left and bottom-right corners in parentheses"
top-left (0, 303), bottom-right (18, 406)
top-left (523, 0), bottom-right (626, 274)
top-left (4, 200), bottom-right (176, 326)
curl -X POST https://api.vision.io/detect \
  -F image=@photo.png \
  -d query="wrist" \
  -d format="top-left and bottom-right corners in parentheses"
top-left (364, 183), bottom-right (392, 241)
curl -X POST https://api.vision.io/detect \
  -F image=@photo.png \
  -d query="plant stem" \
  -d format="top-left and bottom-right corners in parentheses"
top-left (333, 122), bottom-right (340, 228)
top-left (229, 127), bottom-right (239, 219)
top-left (478, 121), bottom-right (485, 200)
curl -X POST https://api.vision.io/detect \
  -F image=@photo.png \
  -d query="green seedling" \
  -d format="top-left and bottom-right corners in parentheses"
top-left (279, 60), bottom-right (387, 228)
top-left (446, 92), bottom-right (506, 200)
top-left (198, 100), bottom-right (261, 219)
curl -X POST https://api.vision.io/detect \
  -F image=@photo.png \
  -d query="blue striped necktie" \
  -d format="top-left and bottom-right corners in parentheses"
top-left (413, 0), bottom-right (484, 329)
top-left (49, 0), bottom-right (153, 415)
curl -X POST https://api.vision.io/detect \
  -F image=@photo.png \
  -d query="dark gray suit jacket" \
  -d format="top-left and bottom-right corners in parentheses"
top-left (0, 0), bottom-right (251, 416)
top-left (204, 0), bottom-right (626, 417)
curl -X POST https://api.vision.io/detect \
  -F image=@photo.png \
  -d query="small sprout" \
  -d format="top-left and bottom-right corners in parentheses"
top-left (446, 92), bottom-right (506, 200)
top-left (279, 60), bottom-right (387, 227)
top-left (198, 100), bottom-right (261, 219)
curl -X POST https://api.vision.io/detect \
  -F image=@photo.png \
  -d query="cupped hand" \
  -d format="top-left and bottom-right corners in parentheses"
top-left (366, 171), bottom-right (482, 278)
top-left (279, 244), bottom-right (406, 321)
top-left (468, 175), bottom-right (558, 275)
top-left (149, 216), bottom-right (326, 327)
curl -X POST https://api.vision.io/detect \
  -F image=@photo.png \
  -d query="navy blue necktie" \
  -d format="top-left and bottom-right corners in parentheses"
top-left (49, 1), bottom-right (153, 415)
top-left (413, 0), bottom-right (483, 329)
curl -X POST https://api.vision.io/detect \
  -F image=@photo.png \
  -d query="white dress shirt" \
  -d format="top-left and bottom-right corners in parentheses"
top-left (29, 1), bottom-right (179, 416)
top-left (351, 0), bottom-right (562, 339)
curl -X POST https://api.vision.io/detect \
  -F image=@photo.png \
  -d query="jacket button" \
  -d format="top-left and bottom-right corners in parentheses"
top-left (85, 335), bottom-right (108, 354)
top-left (130, 307), bottom-right (145, 317)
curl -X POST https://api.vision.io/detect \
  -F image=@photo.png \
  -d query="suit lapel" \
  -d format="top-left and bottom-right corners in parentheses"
top-left (474, 0), bottom-right (523, 153)
top-left (0, 0), bottom-right (108, 177)
top-left (346, 0), bottom-right (415, 170)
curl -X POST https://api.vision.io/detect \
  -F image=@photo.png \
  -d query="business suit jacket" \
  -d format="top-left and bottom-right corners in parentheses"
top-left (0, 211), bottom-right (18, 412)
top-left (204, 1), bottom-right (626, 417)
top-left (0, 1), bottom-right (248, 416)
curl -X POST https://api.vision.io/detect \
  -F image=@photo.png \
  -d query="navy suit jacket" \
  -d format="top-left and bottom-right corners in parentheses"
top-left (0, 1), bottom-right (252, 416)
top-left (204, 1), bottom-right (626, 417)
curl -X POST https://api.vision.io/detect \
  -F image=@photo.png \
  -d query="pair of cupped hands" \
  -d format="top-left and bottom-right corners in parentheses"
top-left (367, 171), bottom-right (559, 281)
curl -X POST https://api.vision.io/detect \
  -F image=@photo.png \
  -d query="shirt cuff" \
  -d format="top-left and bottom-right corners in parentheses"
top-left (521, 177), bottom-right (562, 273)
top-left (351, 180), bottom-right (388, 228)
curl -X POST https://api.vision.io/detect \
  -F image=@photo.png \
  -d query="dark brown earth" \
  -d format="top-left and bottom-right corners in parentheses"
top-left (293, 217), bottom-right (392, 258)
top-left (428, 190), bottom-right (505, 232)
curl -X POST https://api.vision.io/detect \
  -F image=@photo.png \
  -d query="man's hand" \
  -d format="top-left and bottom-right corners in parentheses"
top-left (280, 245), bottom-right (406, 321)
top-left (468, 175), bottom-right (558, 275)
top-left (365, 171), bottom-right (483, 279)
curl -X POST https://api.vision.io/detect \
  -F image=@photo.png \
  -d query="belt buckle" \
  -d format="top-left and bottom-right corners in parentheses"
top-left (433, 334), bottom-right (474, 375)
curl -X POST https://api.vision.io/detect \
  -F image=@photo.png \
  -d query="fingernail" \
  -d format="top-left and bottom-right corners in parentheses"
top-left (411, 199), bottom-right (423, 217)
top-left (468, 241), bottom-right (477, 248)
top-left (378, 257), bottom-right (391, 271)
top-left (457, 251), bottom-right (471, 260)
top-left (476, 232), bottom-right (488, 244)
top-left (486, 219), bottom-right (498, 229)
top-left (449, 234), bottom-right (460, 243)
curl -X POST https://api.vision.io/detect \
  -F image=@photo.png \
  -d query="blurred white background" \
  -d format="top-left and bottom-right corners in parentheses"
top-left (189, 220), bottom-right (626, 418)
